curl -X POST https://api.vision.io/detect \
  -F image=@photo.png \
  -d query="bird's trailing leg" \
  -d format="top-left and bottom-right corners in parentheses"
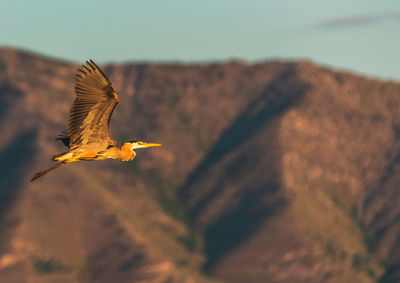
top-left (30, 161), bottom-right (67, 182)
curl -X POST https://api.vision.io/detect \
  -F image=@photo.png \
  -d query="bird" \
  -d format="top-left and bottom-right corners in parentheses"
top-left (31, 60), bottom-right (161, 182)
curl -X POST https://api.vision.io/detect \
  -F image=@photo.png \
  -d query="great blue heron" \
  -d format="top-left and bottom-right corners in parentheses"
top-left (31, 60), bottom-right (161, 182)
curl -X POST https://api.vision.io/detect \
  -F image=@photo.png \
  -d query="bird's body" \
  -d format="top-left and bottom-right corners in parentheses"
top-left (31, 60), bottom-right (161, 182)
top-left (53, 142), bottom-right (136, 162)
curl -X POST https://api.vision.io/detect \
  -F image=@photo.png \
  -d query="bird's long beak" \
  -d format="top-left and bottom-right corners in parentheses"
top-left (133, 142), bottom-right (161, 149)
top-left (130, 141), bottom-right (162, 150)
top-left (139, 142), bottom-right (162, 149)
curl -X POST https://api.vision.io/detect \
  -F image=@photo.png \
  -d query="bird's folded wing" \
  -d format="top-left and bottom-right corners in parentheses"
top-left (68, 60), bottom-right (119, 148)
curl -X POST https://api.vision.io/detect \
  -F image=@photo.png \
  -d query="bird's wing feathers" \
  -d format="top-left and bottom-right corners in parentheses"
top-left (68, 60), bottom-right (119, 148)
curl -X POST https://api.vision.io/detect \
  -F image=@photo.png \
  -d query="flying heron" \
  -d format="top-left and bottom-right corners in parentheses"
top-left (31, 60), bottom-right (161, 182)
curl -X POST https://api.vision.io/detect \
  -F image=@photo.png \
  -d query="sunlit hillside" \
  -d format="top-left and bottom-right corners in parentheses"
top-left (1, 48), bottom-right (400, 282)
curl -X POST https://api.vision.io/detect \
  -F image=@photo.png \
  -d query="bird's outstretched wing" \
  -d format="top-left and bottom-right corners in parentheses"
top-left (68, 60), bottom-right (119, 148)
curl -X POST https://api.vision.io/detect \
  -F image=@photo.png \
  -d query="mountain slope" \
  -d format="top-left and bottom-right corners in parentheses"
top-left (181, 62), bottom-right (400, 282)
top-left (0, 48), bottom-right (212, 283)
top-left (0, 48), bottom-right (400, 282)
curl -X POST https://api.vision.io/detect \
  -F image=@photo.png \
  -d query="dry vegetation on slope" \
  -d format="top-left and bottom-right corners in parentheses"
top-left (0, 48), bottom-right (400, 282)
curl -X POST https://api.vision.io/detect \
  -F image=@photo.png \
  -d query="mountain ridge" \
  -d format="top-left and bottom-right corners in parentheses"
top-left (0, 47), bottom-right (400, 282)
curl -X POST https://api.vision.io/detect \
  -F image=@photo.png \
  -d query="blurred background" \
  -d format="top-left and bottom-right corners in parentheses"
top-left (1, 1), bottom-right (400, 282)
top-left (1, 0), bottom-right (400, 78)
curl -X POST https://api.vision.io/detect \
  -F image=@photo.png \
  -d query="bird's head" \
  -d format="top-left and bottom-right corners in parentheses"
top-left (124, 140), bottom-right (162, 151)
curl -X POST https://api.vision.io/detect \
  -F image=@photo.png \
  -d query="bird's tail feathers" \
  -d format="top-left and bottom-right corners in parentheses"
top-left (55, 131), bottom-right (70, 148)
top-left (52, 151), bottom-right (73, 161)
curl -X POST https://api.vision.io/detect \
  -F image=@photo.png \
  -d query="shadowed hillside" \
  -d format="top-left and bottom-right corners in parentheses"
top-left (0, 47), bottom-right (400, 282)
top-left (181, 68), bottom-right (309, 273)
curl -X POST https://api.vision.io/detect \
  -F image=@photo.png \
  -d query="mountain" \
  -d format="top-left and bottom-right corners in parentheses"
top-left (0, 47), bottom-right (399, 282)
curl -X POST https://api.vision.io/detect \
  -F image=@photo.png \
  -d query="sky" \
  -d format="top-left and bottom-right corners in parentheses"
top-left (1, 0), bottom-right (399, 79)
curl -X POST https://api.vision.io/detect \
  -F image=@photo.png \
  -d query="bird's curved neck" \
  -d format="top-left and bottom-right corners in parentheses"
top-left (119, 143), bottom-right (136, 161)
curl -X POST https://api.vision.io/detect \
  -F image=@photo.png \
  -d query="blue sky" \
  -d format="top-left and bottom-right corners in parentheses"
top-left (1, 0), bottom-right (399, 79)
